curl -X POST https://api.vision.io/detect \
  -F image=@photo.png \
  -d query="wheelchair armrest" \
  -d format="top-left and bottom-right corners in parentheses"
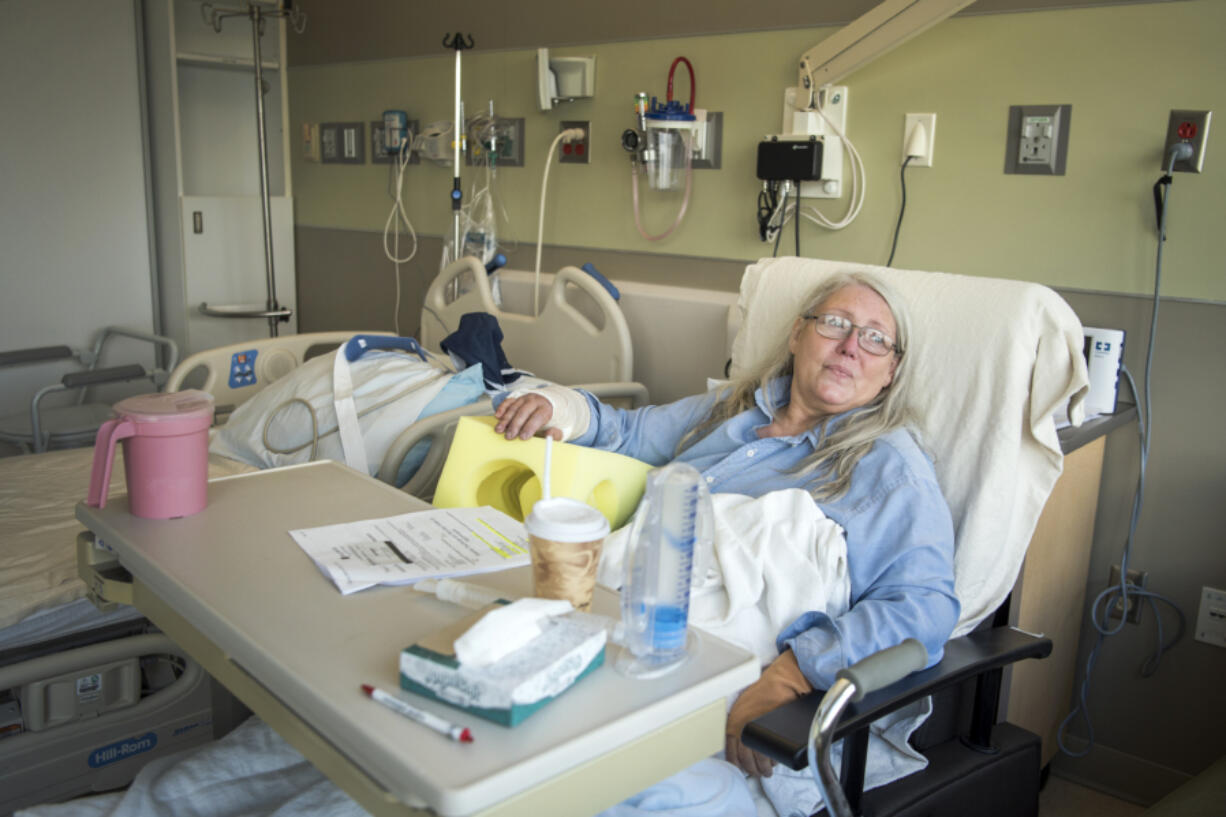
top-left (98, 327), bottom-right (180, 373)
top-left (743, 626), bottom-right (1052, 771)
top-left (61, 364), bottom-right (149, 389)
top-left (0, 345), bottom-right (74, 367)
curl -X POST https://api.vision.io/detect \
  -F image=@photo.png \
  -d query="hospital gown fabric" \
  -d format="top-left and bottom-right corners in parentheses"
top-left (573, 376), bottom-right (959, 690)
top-left (595, 759), bottom-right (760, 817)
top-left (15, 717), bottom-right (370, 817)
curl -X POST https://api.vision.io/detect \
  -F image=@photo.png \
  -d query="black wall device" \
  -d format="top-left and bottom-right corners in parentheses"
top-left (756, 138), bottom-right (823, 182)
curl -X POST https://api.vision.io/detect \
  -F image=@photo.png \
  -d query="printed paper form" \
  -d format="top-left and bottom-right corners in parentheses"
top-left (289, 506), bottom-right (530, 595)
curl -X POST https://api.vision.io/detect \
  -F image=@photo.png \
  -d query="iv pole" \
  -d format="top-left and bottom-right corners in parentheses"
top-left (199, 2), bottom-right (305, 337)
top-left (444, 33), bottom-right (474, 267)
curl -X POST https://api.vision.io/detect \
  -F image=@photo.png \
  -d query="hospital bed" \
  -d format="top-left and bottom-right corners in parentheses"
top-left (0, 262), bottom-right (645, 813)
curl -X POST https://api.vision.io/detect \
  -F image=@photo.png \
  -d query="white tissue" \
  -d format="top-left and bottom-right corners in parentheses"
top-left (453, 598), bottom-right (574, 667)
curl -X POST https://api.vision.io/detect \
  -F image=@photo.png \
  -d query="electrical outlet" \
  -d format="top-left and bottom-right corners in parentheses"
top-left (1004, 104), bottom-right (1071, 176)
top-left (559, 120), bottom-right (589, 164)
top-left (1107, 565), bottom-right (1148, 624)
top-left (902, 113), bottom-right (936, 167)
top-left (1194, 586), bottom-right (1226, 648)
top-left (1162, 109), bottom-right (1211, 173)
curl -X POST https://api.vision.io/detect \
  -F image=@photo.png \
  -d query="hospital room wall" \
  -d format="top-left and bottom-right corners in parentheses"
top-left (0, 0), bottom-right (159, 426)
top-left (287, 0), bottom-right (1226, 302)
top-left (285, 0), bottom-right (1226, 800)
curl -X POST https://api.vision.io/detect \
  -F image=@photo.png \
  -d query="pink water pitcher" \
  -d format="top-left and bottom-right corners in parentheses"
top-left (86, 390), bottom-right (215, 519)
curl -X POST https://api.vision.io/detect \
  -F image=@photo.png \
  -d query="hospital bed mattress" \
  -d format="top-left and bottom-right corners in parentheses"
top-left (0, 447), bottom-right (255, 634)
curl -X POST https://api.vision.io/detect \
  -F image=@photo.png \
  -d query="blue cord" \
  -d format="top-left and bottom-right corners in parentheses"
top-left (1057, 151), bottom-right (1189, 758)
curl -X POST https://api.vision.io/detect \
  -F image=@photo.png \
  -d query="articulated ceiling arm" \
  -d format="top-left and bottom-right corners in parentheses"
top-left (795, 0), bottom-right (977, 99)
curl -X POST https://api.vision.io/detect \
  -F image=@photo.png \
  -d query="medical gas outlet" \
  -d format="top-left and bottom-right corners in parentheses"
top-left (1004, 104), bottom-right (1072, 176)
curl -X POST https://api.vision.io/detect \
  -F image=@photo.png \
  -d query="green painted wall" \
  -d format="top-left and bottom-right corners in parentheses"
top-left (289, 0), bottom-right (1226, 300)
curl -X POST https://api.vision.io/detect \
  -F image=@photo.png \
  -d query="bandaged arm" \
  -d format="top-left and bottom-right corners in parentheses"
top-left (502, 384), bottom-right (592, 441)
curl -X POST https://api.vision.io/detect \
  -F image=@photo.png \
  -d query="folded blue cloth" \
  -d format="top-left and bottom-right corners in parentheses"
top-left (440, 313), bottom-right (524, 390)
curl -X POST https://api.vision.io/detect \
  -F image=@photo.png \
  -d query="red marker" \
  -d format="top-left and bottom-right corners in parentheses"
top-left (360, 684), bottom-right (473, 743)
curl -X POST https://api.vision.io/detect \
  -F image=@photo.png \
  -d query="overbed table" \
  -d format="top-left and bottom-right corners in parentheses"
top-left (76, 460), bottom-right (758, 817)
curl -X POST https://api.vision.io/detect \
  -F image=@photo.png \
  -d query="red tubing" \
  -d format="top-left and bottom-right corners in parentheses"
top-left (666, 57), bottom-right (696, 113)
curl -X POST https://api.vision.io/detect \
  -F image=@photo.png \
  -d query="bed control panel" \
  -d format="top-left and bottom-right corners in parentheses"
top-left (228, 350), bottom-right (259, 389)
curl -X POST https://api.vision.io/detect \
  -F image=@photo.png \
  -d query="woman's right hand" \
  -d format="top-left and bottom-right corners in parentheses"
top-left (494, 393), bottom-right (561, 441)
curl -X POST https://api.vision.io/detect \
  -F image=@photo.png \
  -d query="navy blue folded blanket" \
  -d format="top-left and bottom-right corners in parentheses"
top-left (440, 313), bottom-right (525, 390)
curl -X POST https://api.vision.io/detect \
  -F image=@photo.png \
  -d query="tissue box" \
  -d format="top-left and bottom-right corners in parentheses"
top-left (400, 606), bottom-right (607, 727)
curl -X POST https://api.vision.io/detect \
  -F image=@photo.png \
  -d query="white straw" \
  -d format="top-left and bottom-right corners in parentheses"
top-left (542, 435), bottom-right (553, 500)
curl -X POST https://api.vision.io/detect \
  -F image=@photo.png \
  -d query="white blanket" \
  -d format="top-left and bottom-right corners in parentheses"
top-left (15, 717), bottom-right (368, 817)
top-left (599, 490), bottom-right (928, 817)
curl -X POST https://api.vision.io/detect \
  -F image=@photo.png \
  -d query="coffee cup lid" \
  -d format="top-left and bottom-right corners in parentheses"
top-left (525, 498), bottom-right (610, 542)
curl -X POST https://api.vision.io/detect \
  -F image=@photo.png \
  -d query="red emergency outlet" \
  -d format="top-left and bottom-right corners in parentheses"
top-left (1177, 121), bottom-right (1198, 140)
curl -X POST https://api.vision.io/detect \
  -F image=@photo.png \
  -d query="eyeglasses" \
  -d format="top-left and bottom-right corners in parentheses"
top-left (804, 313), bottom-right (901, 357)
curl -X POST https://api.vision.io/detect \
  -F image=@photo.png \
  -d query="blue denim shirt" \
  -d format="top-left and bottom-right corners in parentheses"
top-left (572, 378), bottom-right (960, 690)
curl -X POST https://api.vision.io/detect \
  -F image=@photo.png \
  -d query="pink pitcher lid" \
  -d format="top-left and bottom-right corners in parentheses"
top-left (112, 390), bottom-right (215, 425)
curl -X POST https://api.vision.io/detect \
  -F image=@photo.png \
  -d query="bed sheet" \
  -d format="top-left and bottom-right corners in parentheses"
top-left (0, 448), bottom-right (255, 630)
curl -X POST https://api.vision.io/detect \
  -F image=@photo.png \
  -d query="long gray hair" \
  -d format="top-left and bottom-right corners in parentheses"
top-left (679, 271), bottom-right (917, 501)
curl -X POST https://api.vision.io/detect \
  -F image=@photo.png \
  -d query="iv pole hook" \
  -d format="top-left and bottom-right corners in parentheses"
top-left (443, 32), bottom-right (475, 50)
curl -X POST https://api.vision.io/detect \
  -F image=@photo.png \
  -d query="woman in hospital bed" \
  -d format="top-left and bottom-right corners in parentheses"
top-left (494, 270), bottom-right (960, 782)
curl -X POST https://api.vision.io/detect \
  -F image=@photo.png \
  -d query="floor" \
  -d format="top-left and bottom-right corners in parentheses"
top-left (1039, 775), bottom-right (1146, 817)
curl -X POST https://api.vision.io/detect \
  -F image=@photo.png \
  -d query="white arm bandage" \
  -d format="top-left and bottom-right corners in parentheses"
top-left (505, 384), bottom-right (591, 441)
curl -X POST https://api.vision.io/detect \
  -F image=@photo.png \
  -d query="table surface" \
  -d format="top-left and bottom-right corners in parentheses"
top-left (76, 460), bottom-right (758, 816)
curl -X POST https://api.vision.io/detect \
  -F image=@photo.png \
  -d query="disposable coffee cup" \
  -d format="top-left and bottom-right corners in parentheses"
top-left (524, 498), bottom-right (610, 612)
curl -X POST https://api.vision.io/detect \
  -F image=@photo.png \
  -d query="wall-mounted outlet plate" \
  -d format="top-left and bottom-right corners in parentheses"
top-left (1004, 104), bottom-right (1071, 176)
top-left (1107, 565), bottom-right (1148, 624)
top-left (1195, 586), bottom-right (1226, 647)
top-left (302, 123), bottom-right (320, 162)
top-left (559, 120), bottom-right (589, 164)
top-left (321, 122), bottom-right (364, 164)
top-left (902, 113), bottom-right (936, 167)
top-left (1163, 109), bottom-right (1211, 173)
